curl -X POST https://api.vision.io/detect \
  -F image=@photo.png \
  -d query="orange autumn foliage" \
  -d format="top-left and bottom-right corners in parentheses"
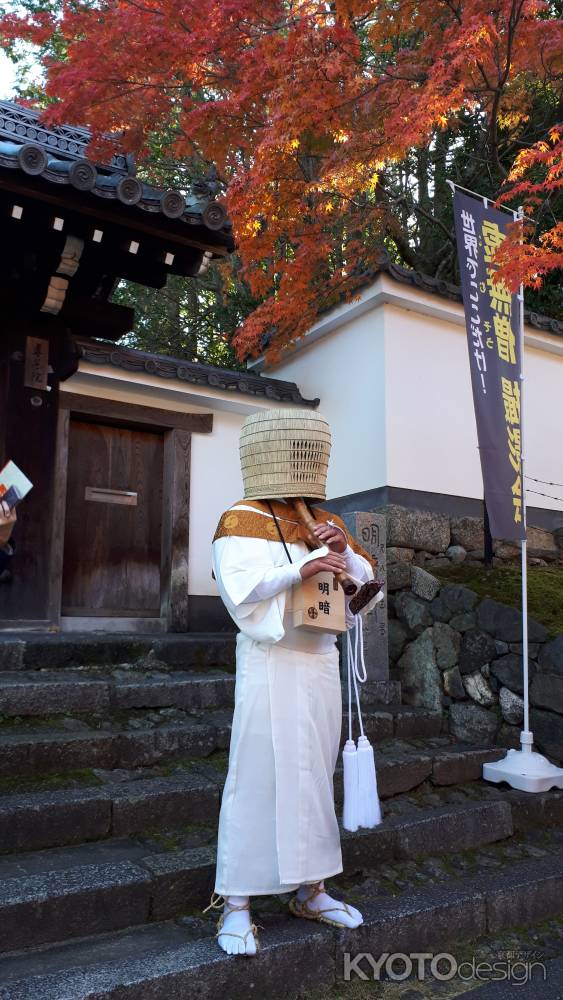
top-left (2, 0), bottom-right (561, 360)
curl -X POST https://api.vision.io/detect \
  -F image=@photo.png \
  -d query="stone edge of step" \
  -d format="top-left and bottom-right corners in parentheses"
top-left (2, 853), bottom-right (563, 1000)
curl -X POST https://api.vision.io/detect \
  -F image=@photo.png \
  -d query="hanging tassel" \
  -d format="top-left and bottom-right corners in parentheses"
top-left (342, 628), bottom-right (359, 831)
top-left (345, 613), bottom-right (383, 830)
top-left (342, 739), bottom-right (359, 832)
top-left (357, 735), bottom-right (382, 827)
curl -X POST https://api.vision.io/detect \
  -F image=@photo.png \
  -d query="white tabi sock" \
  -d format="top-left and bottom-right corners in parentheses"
top-left (217, 895), bottom-right (258, 956)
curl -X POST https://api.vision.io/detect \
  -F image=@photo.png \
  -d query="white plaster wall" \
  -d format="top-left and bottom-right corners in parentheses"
top-left (268, 308), bottom-right (387, 501)
top-left (189, 409), bottom-right (243, 594)
top-left (384, 302), bottom-right (483, 498)
top-left (384, 304), bottom-right (563, 512)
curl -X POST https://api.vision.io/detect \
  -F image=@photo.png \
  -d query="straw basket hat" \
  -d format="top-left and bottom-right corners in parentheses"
top-left (240, 408), bottom-right (332, 501)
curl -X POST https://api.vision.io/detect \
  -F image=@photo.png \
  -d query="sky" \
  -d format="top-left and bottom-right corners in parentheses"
top-left (0, 52), bottom-right (17, 99)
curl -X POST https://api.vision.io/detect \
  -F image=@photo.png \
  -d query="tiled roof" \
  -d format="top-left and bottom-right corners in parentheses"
top-left (77, 337), bottom-right (319, 406)
top-left (0, 100), bottom-right (233, 246)
top-left (382, 258), bottom-right (562, 337)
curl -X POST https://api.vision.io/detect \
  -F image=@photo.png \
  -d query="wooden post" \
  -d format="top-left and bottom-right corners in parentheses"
top-left (161, 428), bottom-right (191, 631)
top-left (0, 332), bottom-right (60, 625)
top-left (484, 497), bottom-right (494, 568)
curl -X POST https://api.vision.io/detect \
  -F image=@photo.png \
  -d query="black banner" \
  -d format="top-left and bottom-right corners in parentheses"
top-left (453, 189), bottom-right (525, 542)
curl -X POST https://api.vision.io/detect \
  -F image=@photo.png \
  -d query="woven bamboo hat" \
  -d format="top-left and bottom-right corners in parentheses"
top-left (240, 408), bottom-right (331, 501)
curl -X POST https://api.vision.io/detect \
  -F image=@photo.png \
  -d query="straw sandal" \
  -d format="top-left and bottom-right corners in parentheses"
top-left (202, 892), bottom-right (262, 955)
top-left (288, 882), bottom-right (360, 929)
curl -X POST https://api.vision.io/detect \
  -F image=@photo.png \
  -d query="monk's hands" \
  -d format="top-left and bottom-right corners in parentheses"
top-left (311, 521), bottom-right (347, 554)
top-left (299, 551), bottom-right (346, 580)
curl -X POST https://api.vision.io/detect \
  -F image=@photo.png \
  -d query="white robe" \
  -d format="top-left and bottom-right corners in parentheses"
top-left (212, 505), bottom-right (374, 895)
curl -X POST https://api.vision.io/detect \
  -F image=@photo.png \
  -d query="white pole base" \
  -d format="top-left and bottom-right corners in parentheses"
top-left (483, 732), bottom-right (563, 793)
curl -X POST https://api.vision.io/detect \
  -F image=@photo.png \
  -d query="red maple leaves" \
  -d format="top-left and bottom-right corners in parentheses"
top-left (2, 0), bottom-right (561, 359)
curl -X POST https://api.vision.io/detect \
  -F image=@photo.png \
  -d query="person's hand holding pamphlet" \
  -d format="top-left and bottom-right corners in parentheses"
top-left (0, 461), bottom-right (33, 510)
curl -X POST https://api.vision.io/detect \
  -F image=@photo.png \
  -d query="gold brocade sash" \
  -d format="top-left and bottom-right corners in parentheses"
top-left (213, 499), bottom-right (377, 573)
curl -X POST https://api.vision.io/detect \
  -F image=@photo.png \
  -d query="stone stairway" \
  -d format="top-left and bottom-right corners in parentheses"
top-left (0, 633), bottom-right (562, 999)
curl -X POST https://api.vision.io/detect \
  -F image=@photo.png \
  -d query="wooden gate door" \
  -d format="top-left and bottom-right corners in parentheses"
top-left (62, 419), bottom-right (163, 618)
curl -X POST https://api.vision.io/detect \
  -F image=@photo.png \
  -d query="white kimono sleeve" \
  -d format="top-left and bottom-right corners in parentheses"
top-left (212, 535), bottom-right (324, 643)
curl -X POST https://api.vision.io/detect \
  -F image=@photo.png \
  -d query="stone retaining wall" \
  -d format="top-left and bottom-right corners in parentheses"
top-left (382, 507), bottom-right (563, 763)
top-left (382, 504), bottom-right (563, 569)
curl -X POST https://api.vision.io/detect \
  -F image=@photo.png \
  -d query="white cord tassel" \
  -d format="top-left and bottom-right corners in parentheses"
top-left (342, 639), bottom-right (360, 831)
top-left (342, 613), bottom-right (382, 830)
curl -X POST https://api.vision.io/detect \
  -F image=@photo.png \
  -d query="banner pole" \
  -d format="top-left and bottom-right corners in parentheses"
top-left (447, 182), bottom-right (563, 791)
top-left (517, 205), bottom-right (532, 749)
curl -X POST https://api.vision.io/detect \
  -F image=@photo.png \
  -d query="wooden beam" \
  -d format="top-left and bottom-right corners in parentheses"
top-left (0, 175), bottom-right (231, 257)
top-left (59, 392), bottom-right (214, 434)
top-left (46, 406), bottom-right (70, 625)
top-left (161, 428), bottom-right (191, 632)
top-left (61, 299), bottom-right (135, 341)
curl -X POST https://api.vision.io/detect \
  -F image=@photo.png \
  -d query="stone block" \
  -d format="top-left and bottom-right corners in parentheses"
top-left (431, 746), bottom-right (505, 785)
top-left (337, 884), bottom-right (486, 963)
top-left (429, 593), bottom-right (453, 623)
top-left (530, 708), bottom-right (563, 762)
top-left (341, 823), bottom-right (397, 868)
top-left (395, 592), bottom-right (433, 635)
top-left (387, 562), bottom-right (412, 591)
top-left (432, 622), bottom-right (461, 670)
top-left (28, 732), bottom-right (116, 776)
top-left (388, 619), bottom-right (409, 662)
top-left (443, 666), bottom-right (466, 700)
top-left (0, 861), bottom-right (151, 952)
top-left (451, 516), bottom-right (484, 551)
top-left (0, 641), bottom-right (25, 672)
top-left (463, 670), bottom-right (496, 707)
top-left (477, 598), bottom-right (548, 643)
top-left (398, 629), bottom-right (442, 712)
top-left (395, 800), bottom-right (512, 859)
top-left (141, 846), bottom-right (216, 918)
top-left (410, 566), bottom-right (440, 601)
top-left (530, 673), bottom-right (563, 714)
top-left (496, 723), bottom-right (521, 750)
top-left (393, 707), bottom-right (443, 739)
top-left (441, 584), bottom-right (479, 614)
top-left (485, 856), bottom-right (563, 932)
top-left (0, 788), bottom-right (111, 854)
top-left (343, 511), bottom-right (389, 682)
top-left (499, 686), bottom-right (524, 725)
top-left (459, 629), bottom-right (497, 674)
top-left (0, 675), bottom-right (110, 717)
top-left (494, 543), bottom-right (520, 560)
top-left (349, 711), bottom-right (393, 744)
top-left (376, 754), bottom-right (433, 797)
top-left (490, 653), bottom-right (536, 695)
top-left (448, 703), bottom-right (499, 744)
top-left (449, 612), bottom-right (476, 633)
top-left (382, 505), bottom-right (451, 553)
top-left (526, 525), bottom-right (559, 558)
top-left (387, 546), bottom-right (415, 564)
top-left (446, 544), bottom-right (467, 563)
top-left (110, 777), bottom-right (220, 837)
top-left (539, 635), bottom-right (563, 677)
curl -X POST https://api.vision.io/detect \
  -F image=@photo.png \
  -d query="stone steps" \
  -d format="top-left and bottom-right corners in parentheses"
top-left (1, 846), bottom-right (562, 999)
top-left (0, 792), bottom-right (534, 955)
top-left (0, 670), bottom-right (237, 716)
top-left (0, 634), bottom-right (237, 674)
top-left (0, 701), bottom-right (448, 777)
top-left (0, 739), bottom-right (507, 853)
top-left (2, 631), bottom-right (561, 997)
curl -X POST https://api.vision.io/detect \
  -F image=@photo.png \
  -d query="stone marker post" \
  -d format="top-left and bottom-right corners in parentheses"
top-left (342, 511), bottom-right (389, 683)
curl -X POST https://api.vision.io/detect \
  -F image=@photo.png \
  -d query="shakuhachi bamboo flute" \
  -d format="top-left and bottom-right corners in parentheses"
top-left (290, 498), bottom-right (382, 614)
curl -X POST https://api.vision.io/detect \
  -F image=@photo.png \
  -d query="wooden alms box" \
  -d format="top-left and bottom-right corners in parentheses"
top-left (287, 571), bottom-right (346, 634)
